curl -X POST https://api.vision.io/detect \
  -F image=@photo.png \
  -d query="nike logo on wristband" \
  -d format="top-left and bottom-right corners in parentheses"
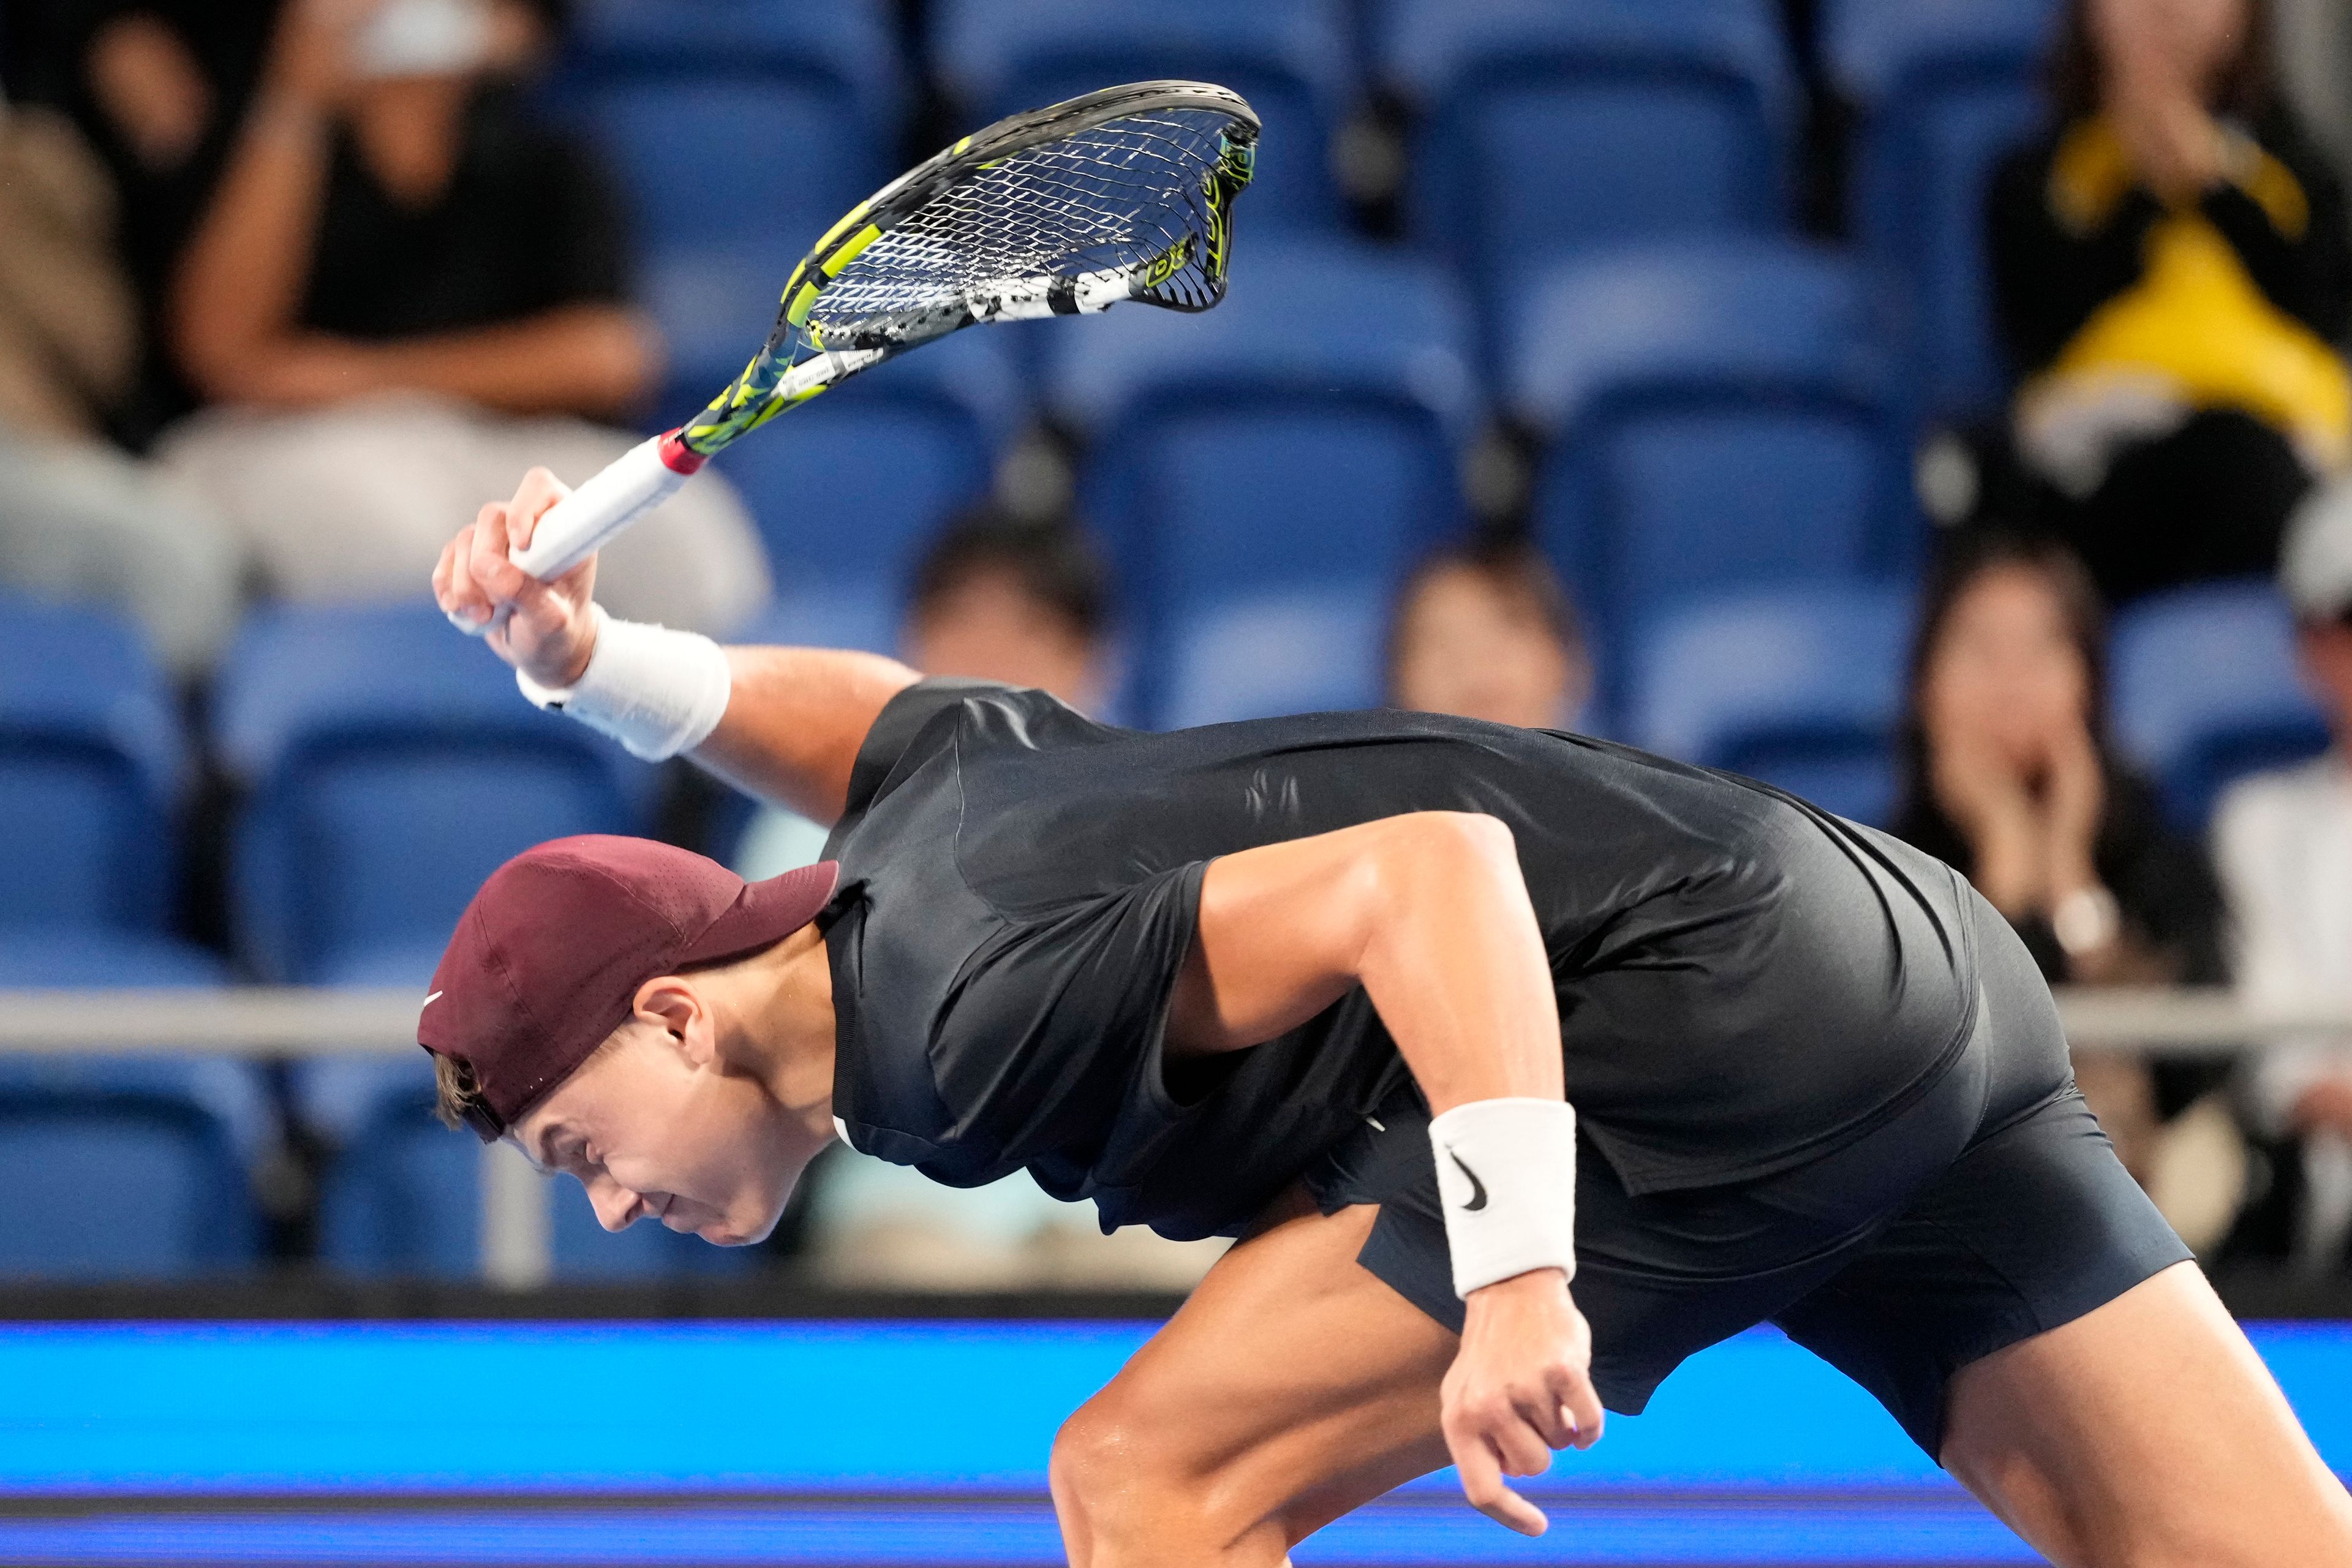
top-left (1449, 1151), bottom-right (1489, 1212)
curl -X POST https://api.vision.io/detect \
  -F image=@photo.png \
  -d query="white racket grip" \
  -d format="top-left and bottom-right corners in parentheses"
top-left (511, 429), bottom-right (706, 582)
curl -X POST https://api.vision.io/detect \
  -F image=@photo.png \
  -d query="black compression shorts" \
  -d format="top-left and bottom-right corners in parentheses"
top-left (1304, 883), bottom-right (2193, 1460)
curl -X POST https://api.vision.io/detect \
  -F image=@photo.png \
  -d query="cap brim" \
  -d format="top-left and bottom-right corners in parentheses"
top-left (680, 860), bottom-right (842, 967)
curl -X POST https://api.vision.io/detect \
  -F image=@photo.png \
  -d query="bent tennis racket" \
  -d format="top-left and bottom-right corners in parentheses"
top-left (505, 80), bottom-right (1258, 584)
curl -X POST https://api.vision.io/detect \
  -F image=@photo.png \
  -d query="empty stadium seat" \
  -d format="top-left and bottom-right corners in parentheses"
top-left (214, 606), bottom-right (659, 987)
top-left (303, 1059), bottom-right (758, 1280)
top-left (564, 0), bottom-right (907, 368)
top-left (1824, 0), bottom-right (2059, 417)
top-left (680, 329), bottom-right (1019, 658)
top-left (0, 592), bottom-right (188, 941)
top-left (930, 0), bottom-right (1354, 232)
top-left (2111, 579), bottom-right (2332, 831)
top-left (1629, 582), bottom-right (1914, 826)
top-left (1379, 0), bottom-right (1797, 325)
top-left (1506, 241), bottom-right (1907, 706)
top-left (0, 948), bottom-right (266, 1278)
top-left (1049, 237), bottom-right (1477, 726)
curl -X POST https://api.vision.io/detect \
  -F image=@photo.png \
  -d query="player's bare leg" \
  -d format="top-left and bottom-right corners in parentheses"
top-left (1050, 1191), bottom-right (1455, 1568)
top-left (1941, 1260), bottom-right (2352, 1567)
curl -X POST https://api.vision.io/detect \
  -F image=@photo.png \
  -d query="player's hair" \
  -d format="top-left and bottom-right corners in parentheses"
top-left (1383, 533), bottom-right (1585, 699)
top-left (2049, 0), bottom-right (2275, 122)
top-left (431, 1050), bottom-right (491, 1134)
top-left (1891, 527), bottom-right (2113, 839)
top-left (908, 508), bottom-right (1112, 643)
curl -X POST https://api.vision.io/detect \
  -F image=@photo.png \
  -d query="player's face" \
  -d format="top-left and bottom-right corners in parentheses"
top-left (507, 1021), bottom-right (801, 1246)
top-left (1920, 564), bottom-right (2093, 769)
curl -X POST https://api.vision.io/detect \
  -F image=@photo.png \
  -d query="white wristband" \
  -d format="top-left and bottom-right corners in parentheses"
top-left (1429, 1097), bottom-right (1578, 1297)
top-left (514, 605), bottom-right (731, 761)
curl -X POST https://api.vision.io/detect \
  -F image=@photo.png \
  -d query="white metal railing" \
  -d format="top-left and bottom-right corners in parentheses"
top-left (0, 987), bottom-right (2347, 1287)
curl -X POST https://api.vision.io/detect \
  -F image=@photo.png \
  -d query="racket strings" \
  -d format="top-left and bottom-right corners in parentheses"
top-left (809, 109), bottom-right (1238, 345)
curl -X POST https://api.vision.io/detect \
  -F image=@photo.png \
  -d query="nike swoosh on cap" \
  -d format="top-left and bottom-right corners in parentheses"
top-left (420, 991), bottom-right (443, 1010)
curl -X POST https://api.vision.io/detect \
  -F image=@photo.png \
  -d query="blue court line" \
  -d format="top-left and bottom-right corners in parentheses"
top-left (0, 1499), bottom-right (2043, 1566)
top-left (0, 1321), bottom-right (2343, 1498)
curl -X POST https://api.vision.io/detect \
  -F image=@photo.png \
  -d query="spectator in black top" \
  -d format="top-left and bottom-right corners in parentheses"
top-left (1891, 529), bottom-right (2227, 1191)
top-left (1986, 0), bottom-right (2352, 606)
top-left (151, 0), bottom-right (767, 634)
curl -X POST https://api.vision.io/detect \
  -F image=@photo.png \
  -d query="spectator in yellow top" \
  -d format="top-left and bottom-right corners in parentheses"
top-left (1988, 0), bottom-right (2352, 606)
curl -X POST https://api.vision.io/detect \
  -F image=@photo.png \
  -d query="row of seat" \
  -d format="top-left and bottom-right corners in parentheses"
top-left (2, 575), bottom-right (2321, 980)
top-left (689, 235), bottom-right (1915, 726)
top-left (567, 0), bottom-right (2058, 415)
top-left (1, 1044), bottom-right (749, 1279)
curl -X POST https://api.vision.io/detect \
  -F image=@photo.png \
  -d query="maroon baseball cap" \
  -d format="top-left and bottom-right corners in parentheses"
top-left (418, 835), bottom-right (840, 1141)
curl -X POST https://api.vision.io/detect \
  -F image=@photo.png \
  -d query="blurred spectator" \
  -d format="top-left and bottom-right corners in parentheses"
top-left (1988, 0), bottom-right (2352, 606)
top-left (902, 507), bottom-right (1115, 714)
top-left (1385, 533), bottom-right (1592, 730)
top-left (734, 508), bottom-right (1114, 878)
top-left (65, 1), bottom-right (284, 439)
top-left (0, 91), bottom-right (242, 677)
top-left (2214, 480), bottom-right (2352, 1272)
top-left (1891, 530), bottom-right (2228, 1189)
top-left (150, 0), bottom-right (767, 634)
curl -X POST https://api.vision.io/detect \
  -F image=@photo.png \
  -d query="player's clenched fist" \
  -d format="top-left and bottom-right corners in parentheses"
top-left (432, 467), bottom-right (600, 688)
top-left (1440, 1268), bottom-right (1604, 1536)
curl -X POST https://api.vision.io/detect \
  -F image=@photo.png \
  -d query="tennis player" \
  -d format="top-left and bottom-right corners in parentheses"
top-left (426, 470), bottom-right (2352, 1566)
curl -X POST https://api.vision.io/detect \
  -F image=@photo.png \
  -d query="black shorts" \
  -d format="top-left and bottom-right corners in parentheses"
top-left (1303, 884), bottom-right (2192, 1460)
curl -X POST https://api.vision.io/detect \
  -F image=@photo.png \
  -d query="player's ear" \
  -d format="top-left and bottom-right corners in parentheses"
top-left (631, 976), bottom-right (716, 1068)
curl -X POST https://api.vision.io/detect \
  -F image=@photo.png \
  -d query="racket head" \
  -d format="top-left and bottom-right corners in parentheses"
top-left (680, 80), bottom-right (1258, 456)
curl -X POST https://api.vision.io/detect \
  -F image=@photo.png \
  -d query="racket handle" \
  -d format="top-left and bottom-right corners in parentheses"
top-left (511, 429), bottom-right (707, 582)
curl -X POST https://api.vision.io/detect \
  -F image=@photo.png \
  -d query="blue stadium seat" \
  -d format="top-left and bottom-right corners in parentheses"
top-left (564, 0), bottom-right (906, 368)
top-left (0, 592), bottom-right (187, 941)
top-left (1505, 241), bottom-right (1906, 707)
top-left (1629, 582), bottom-right (1913, 826)
top-left (677, 330), bottom-right (1019, 658)
top-left (1049, 237), bottom-right (1477, 727)
top-left (303, 1059), bottom-right (758, 1280)
top-left (930, 0), bottom-right (1354, 232)
top-left (1379, 0), bottom-right (1797, 327)
top-left (0, 946), bottom-right (267, 1278)
top-left (214, 606), bottom-right (659, 987)
top-left (1823, 0), bottom-right (2059, 417)
top-left (2111, 580), bottom-right (2332, 831)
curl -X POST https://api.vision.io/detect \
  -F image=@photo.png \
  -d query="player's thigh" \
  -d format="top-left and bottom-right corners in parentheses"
top-left (1052, 1191), bottom-right (1457, 1560)
top-left (1941, 1261), bottom-right (2352, 1568)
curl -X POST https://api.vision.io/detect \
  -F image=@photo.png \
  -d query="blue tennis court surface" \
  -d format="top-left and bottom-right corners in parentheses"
top-left (2, 1321), bottom-right (2345, 1564)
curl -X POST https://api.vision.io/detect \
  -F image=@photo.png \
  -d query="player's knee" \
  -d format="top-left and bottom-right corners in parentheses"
top-left (1049, 1389), bottom-right (1225, 1542)
top-left (1049, 1395), bottom-right (1152, 1522)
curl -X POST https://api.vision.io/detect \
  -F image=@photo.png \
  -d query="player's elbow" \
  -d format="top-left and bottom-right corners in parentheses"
top-left (1353, 812), bottom-right (1525, 944)
top-left (1373, 811), bottom-right (1521, 893)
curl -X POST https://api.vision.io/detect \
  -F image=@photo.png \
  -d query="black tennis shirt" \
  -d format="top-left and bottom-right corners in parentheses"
top-left (820, 680), bottom-right (1982, 1242)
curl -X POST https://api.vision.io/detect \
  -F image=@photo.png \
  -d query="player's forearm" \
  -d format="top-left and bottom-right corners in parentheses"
top-left (172, 96), bottom-right (330, 396)
top-left (358, 306), bottom-right (658, 417)
top-left (689, 646), bottom-right (921, 825)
